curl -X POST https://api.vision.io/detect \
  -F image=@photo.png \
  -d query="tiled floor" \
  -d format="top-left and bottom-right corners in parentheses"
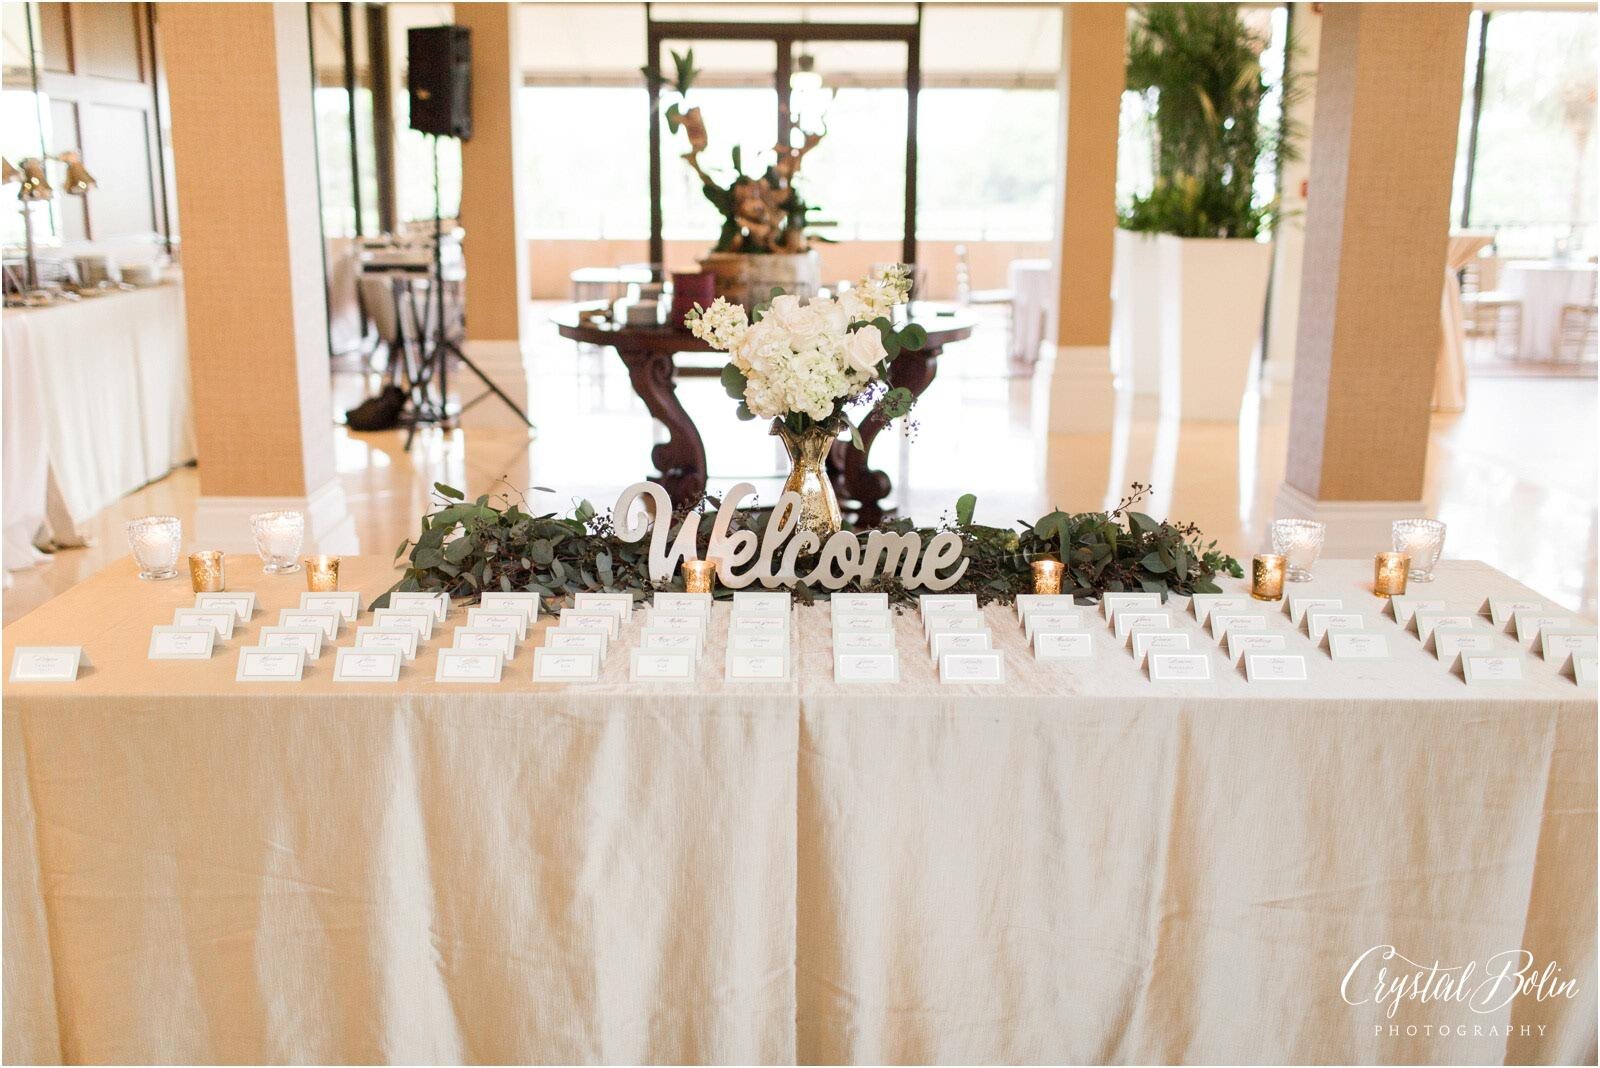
top-left (5, 304), bottom-right (1595, 623)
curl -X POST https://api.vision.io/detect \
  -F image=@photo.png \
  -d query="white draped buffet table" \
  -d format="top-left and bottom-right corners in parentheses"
top-left (0, 285), bottom-right (196, 572)
top-left (4, 558), bottom-right (1594, 1064)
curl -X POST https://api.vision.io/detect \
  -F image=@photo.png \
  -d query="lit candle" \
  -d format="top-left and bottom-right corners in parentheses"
top-left (305, 555), bottom-right (340, 592)
top-left (126, 515), bottom-right (182, 581)
top-left (1250, 553), bottom-right (1287, 601)
top-left (188, 551), bottom-right (226, 593)
top-left (1374, 552), bottom-right (1410, 597)
top-left (1031, 558), bottom-right (1064, 595)
top-left (682, 559), bottom-right (716, 594)
top-left (250, 510), bottom-right (305, 574)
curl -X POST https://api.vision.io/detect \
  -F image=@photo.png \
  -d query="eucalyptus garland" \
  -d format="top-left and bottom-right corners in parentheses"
top-left (377, 482), bottom-right (1242, 611)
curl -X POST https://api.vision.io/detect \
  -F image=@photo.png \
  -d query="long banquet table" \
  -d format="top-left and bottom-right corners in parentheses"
top-left (4, 557), bottom-right (1595, 1064)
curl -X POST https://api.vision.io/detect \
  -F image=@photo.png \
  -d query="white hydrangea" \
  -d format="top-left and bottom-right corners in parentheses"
top-left (685, 296), bottom-right (749, 350)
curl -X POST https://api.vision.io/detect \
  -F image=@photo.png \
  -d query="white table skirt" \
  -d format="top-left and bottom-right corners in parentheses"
top-left (4, 559), bottom-right (1594, 1064)
top-left (1008, 258), bottom-right (1052, 362)
top-left (1, 285), bottom-right (196, 570)
top-left (1500, 262), bottom-right (1598, 360)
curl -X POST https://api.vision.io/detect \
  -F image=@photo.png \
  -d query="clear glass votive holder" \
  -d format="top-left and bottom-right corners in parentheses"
top-left (305, 555), bottom-right (340, 592)
top-left (682, 559), bottom-right (716, 594)
top-left (1392, 519), bottom-right (1446, 582)
top-left (126, 515), bottom-right (182, 581)
top-left (188, 551), bottom-right (225, 593)
top-left (250, 510), bottom-right (304, 573)
top-left (1270, 518), bottom-right (1326, 582)
top-left (1031, 559), bottom-right (1064, 595)
top-left (1374, 552), bottom-right (1410, 598)
top-left (1251, 554), bottom-right (1287, 601)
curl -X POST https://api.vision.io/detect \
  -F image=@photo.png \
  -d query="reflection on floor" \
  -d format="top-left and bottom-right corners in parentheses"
top-left (5, 305), bottom-right (1596, 623)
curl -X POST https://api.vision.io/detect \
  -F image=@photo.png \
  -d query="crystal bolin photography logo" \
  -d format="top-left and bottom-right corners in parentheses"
top-left (1342, 945), bottom-right (1580, 1037)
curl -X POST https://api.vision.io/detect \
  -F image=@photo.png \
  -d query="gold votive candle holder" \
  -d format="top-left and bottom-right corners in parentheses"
top-left (1250, 553), bottom-right (1287, 601)
top-left (305, 555), bottom-right (340, 592)
top-left (682, 559), bottom-right (716, 594)
top-left (1374, 552), bottom-right (1410, 597)
top-left (1031, 558), bottom-right (1064, 595)
top-left (188, 551), bottom-right (226, 593)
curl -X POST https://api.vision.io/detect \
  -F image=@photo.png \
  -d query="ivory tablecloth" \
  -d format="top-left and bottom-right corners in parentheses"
top-left (4, 557), bottom-right (1595, 1064)
top-left (0, 285), bottom-right (196, 572)
top-left (1500, 263), bottom-right (1600, 361)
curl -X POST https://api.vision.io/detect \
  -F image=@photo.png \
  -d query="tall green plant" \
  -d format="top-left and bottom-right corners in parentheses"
top-left (1121, 4), bottom-right (1303, 239)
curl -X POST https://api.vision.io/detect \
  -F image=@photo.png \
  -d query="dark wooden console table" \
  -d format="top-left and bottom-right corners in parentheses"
top-left (552, 304), bottom-right (977, 525)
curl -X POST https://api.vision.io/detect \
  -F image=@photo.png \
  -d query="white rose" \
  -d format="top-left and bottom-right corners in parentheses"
top-left (842, 327), bottom-right (887, 377)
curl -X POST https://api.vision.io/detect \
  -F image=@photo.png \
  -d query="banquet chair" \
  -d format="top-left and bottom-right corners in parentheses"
top-left (1556, 276), bottom-right (1598, 363)
top-left (1460, 257), bottom-right (1523, 359)
top-left (954, 244), bottom-right (1015, 353)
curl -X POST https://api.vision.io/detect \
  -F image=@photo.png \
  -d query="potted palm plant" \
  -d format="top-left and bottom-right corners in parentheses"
top-left (1117, 4), bottom-right (1302, 420)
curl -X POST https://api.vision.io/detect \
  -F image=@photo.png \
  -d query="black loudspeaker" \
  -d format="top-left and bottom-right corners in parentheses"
top-left (407, 25), bottom-right (472, 140)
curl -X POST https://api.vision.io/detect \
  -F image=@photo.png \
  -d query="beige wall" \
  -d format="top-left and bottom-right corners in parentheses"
top-left (526, 239), bottom-right (1049, 301)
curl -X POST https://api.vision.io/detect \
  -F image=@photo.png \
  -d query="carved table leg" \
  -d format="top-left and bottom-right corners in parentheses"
top-left (616, 345), bottom-right (707, 509)
top-left (829, 343), bottom-right (942, 526)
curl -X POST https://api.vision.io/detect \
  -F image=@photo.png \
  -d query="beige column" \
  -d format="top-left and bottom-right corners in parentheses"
top-left (454, 2), bottom-right (533, 429)
top-left (159, 1), bottom-right (355, 552)
top-left (1276, 3), bottom-right (1470, 552)
top-left (1045, 2), bottom-right (1125, 435)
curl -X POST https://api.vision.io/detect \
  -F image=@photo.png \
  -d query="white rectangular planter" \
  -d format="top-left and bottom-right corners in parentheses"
top-left (1111, 229), bottom-right (1162, 396)
top-left (1156, 235), bottom-right (1274, 421)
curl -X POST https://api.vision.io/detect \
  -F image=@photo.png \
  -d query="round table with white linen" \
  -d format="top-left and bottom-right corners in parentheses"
top-left (1499, 261), bottom-right (1598, 360)
top-left (1007, 258), bottom-right (1052, 362)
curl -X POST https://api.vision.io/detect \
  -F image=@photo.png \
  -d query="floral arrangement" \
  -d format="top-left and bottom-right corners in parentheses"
top-left (686, 266), bottom-right (930, 447)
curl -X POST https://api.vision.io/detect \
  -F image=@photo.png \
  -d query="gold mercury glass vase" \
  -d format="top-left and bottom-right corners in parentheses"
top-left (772, 418), bottom-right (842, 538)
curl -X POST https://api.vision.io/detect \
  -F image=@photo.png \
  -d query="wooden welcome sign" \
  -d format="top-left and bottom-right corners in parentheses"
top-left (613, 482), bottom-right (969, 591)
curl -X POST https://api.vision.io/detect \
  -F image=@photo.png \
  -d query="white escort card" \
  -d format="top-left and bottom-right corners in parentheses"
top-left (479, 591), bottom-right (541, 622)
top-left (1016, 594), bottom-right (1078, 621)
top-left (919, 593), bottom-right (978, 617)
top-left (355, 625), bottom-right (418, 659)
top-left (1541, 627), bottom-right (1598, 670)
top-left (729, 612), bottom-right (790, 634)
top-left (630, 648), bottom-right (696, 682)
top-left (544, 629), bottom-right (608, 657)
top-left (924, 610), bottom-right (984, 635)
top-left (1414, 612), bottom-right (1479, 642)
top-left (10, 647), bottom-right (87, 682)
top-left (1514, 611), bottom-right (1571, 645)
top-left (1208, 612), bottom-right (1266, 641)
top-left (931, 630), bottom-right (992, 657)
top-left (834, 651), bottom-right (900, 683)
top-left (1116, 611), bottom-right (1172, 641)
top-left (434, 648), bottom-right (503, 683)
top-left (532, 647), bottom-right (601, 682)
top-left (831, 610), bottom-right (892, 634)
top-left (389, 591), bottom-right (449, 622)
top-left (561, 608), bottom-right (623, 638)
top-left (174, 607), bottom-right (236, 640)
top-left (939, 650), bottom-right (1005, 684)
top-left (833, 630), bottom-right (895, 652)
top-left (1246, 653), bottom-right (1308, 682)
top-left (1389, 597), bottom-right (1446, 626)
top-left (1329, 631), bottom-right (1390, 660)
top-left (1287, 596), bottom-right (1343, 626)
top-left (639, 628), bottom-right (703, 658)
top-left (1226, 631), bottom-right (1286, 662)
top-left (235, 646), bottom-right (305, 682)
top-left (731, 630), bottom-right (790, 654)
top-left (148, 626), bottom-right (216, 660)
top-left (301, 591), bottom-right (362, 621)
top-left (334, 647), bottom-right (403, 682)
top-left (1035, 631), bottom-right (1092, 660)
top-left (653, 592), bottom-right (712, 615)
top-left (1133, 630), bottom-right (1190, 664)
top-left (1306, 612), bottom-right (1364, 642)
top-left (1103, 592), bottom-right (1161, 621)
top-left (1023, 611), bottom-right (1085, 642)
top-left (640, 609), bottom-right (706, 636)
top-left (259, 626), bottom-right (323, 660)
top-left (574, 592), bottom-right (634, 622)
top-left (372, 608), bottom-right (432, 641)
top-left (195, 591), bottom-right (255, 622)
top-left (1191, 594), bottom-right (1251, 624)
top-left (832, 592), bottom-right (888, 614)
top-left (1488, 598), bottom-right (1543, 628)
top-left (1149, 652), bottom-right (1211, 681)
top-left (726, 650), bottom-right (791, 682)
top-left (1574, 656), bottom-right (1598, 687)
top-left (454, 628), bottom-right (518, 661)
top-left (465, 608), bottom-right (528, 640)
top-left (1463, 654), bottom-right (1525, 684)
top-left (1433, 627), bottom-right (1497, 668)
top-left (732, 590), bottom-right (791, 615)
